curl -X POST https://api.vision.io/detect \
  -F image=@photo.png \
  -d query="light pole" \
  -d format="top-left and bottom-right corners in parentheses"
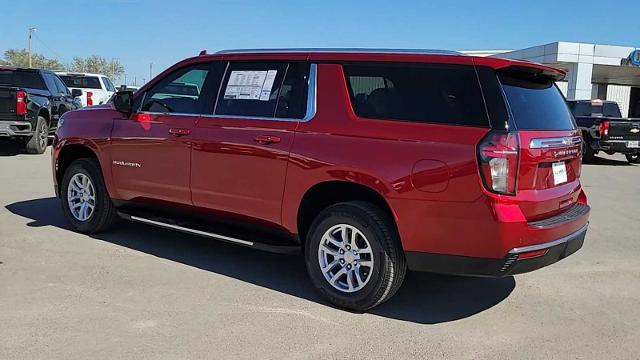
top-left (111, 58), bottom-right (118, 80)
top-left (149, 62), bottom-right (153, 80)
top-left (28, 27), bottom-right (36, 68)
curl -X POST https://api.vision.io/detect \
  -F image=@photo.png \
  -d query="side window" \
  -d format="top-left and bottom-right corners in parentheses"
top-left (42, 73), bottom-right (58, 94)
top-left (102, 77), bottom-right (116, 92)
top-left (275, 62), bottom-right (309, 119)
top-left (140, 63), bottom-right (210, 114)
top-left (343, 63), bottom-right (489, 127)
top-left (52, 75), bottom-right (69, 95)
top-left (214, 62), bottom-right (288, 118)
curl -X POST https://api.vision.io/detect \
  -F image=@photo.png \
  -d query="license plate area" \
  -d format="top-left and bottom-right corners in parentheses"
top-left (628, 140), bottom-right (639, 148)
top-left (552, 161), bottom-right (567, 185)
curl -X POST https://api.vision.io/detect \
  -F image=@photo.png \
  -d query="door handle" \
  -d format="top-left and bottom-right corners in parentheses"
top-left (254, 135), bottom-right (281, 144)
top-left (169, 128), bottom-right (191, 136)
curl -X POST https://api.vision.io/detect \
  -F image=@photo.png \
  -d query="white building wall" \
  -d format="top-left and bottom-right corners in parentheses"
top-left (557, 81), bottom-right (568, 97)
top-left (607, 85), bottom-right (631, 117)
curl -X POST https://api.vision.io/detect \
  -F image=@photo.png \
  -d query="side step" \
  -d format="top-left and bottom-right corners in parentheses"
top-left (118, 212), bottom-right (301, 255)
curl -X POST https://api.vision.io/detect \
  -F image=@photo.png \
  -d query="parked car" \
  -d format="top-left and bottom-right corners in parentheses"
top-left (569, 99), bottom-right (640, 163)
top-left (56, 72), bottom-right (116, 107)
top-left (52, 49), bottom-right (590, 310)
top-left (0, 66), bottom-right (81, 153)
top-left (118, 85), bottom-right (140, 92)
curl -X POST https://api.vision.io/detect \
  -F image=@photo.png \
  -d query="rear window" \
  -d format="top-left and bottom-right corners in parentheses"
top-left (343, 63), bottom-right (489, 127)
top-left (500, 75), bottom-right (575, 130)
top-left (568, 101), bottom-right (622, 118)
top-left (59, 75), bottom-right (102, 89)
top-left (0, 70), bottom-right (46, 90)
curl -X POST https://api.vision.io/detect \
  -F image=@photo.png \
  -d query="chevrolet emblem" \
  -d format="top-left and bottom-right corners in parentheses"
top-left (631, 128), bottom-right (640, 133)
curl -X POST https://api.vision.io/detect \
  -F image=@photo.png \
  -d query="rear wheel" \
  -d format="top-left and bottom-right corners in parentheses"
top-left (626, 154), bottom-right (640, 164)
top-left (304, 201), bottom-right (406, 311)
top-left (24, 116), bottom-right (48, 154)
top-left (582, 139), bottom-right (596, 163)
top-left (60, 158), bottom-right (118, 233)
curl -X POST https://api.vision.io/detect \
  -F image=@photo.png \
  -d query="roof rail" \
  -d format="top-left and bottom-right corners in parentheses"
top-left (215, 48), bottom-right (462, 56)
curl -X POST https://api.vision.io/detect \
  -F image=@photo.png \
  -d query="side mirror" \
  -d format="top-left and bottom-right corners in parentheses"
top-left (113, 91), bottom-right (134, 114)
top-left (71, 89), bottom-right (83, 97)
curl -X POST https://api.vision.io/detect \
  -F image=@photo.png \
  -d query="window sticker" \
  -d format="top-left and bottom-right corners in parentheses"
top-left (224, 70), bottom-right (278, 101)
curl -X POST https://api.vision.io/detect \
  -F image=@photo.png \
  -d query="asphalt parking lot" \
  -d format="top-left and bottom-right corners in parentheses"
top-left (1, 141), bottom-right (639, 360)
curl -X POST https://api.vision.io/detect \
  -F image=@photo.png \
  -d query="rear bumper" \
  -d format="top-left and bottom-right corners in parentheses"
top-left (593, 140), bottom-right (639, 154)
top-left (0, 120), bottom-right (33, 137)
top-left (406, 222), bottom-right (588, 277)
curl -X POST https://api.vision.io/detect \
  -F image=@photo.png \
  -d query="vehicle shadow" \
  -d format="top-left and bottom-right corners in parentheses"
top-left (583, 156), bottom-right (632, 166)
top-left (6, 197), bottom-right (516, 325)
top-left (0, 141), bottom-right (22, 156)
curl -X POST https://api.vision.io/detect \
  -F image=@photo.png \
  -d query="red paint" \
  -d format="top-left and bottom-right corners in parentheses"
top-left (53, 51), bottom-right (589, 261)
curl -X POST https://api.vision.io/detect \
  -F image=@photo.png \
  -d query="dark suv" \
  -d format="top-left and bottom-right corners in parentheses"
top-left (52, 49), bottom-right (590, 310)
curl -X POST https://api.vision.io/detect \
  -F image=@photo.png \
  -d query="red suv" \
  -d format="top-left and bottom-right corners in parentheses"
top-left (52, 49), bottom-right (590, 311)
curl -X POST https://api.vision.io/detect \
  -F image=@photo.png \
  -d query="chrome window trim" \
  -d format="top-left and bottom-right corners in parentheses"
top-left (529, 136), bottom-right (582, 149)
top-left (216, 48), bottom-right (461, 56)
top-left (133, 63), bottom-right (317, 123)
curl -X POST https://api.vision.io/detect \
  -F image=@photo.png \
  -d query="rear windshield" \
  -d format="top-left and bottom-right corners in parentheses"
top-left (500, 75), bottom-right (575, 130)
top-left (343, 63), bottom-right (489, 127)
top-left (59, 75), bottom-right (102, 89)
top-left (0, 70), bottom-right (46, 90)
top-left (568, 101), bottom-right (621, 118)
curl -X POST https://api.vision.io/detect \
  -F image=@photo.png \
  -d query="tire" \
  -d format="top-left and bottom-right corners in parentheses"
top-left (626, 154), bottom-right (640, 164)
top-left (60, 158), bottom-right (118, 233)
top-left (24, 116), bottom-right (49, 154)
top-left (305, 201), bottom-right (407, 311)
top-left (582, 140), bottom-right (596, 163)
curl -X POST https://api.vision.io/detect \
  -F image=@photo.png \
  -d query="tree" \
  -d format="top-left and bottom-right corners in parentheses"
top-left (68, 56), bottom-right (124, 80)
top-left (0, 48), bottom-right (64, 70)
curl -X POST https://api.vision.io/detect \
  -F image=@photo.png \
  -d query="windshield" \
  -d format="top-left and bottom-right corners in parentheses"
top-left (60, 75), bottom-right (102, 89)
top-left (500, 75), bottom-right (575, 130)
top-left (0, 70), bottom-right (46, 90)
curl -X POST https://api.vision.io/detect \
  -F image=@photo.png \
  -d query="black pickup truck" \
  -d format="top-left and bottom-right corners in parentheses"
top-left (569, 100), bottom-right (640, 163)
top-left (0, 66), bottom-right (81, 154)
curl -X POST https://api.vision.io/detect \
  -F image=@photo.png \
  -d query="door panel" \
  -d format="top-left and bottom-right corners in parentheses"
top-left (190, 118), bottom-right (296, 225)
top-left (110, 113), bottom-right (195, 205)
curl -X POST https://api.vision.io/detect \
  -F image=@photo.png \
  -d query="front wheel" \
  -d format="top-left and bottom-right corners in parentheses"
top-left (305, 201), bottom-right (406, 311)
top-left (626, 154), bottom-right (640, 164)
top-left (60, 158), bottom-right (118, 233)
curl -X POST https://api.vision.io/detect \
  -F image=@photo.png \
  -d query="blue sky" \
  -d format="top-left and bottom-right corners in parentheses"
top-left (1, 0), bottom-right (638, 85)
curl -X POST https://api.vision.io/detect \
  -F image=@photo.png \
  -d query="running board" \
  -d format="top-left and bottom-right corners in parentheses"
top-left (118, 213), bottom-right (301, 255)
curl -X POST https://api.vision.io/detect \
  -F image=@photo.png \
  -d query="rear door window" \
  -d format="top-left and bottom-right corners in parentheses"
top-left (499, 74), bottom-right (575, 130)
top-left (102, 77), bottom-right (116, 92)
top-left (343, 63), bottom-right (489, 127)
top-left (214, 62), bottom-right (288, 118)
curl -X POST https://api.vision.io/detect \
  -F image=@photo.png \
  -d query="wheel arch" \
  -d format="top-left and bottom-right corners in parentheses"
top-left (55, 142), bottom-right (101, 197)
top-left (295, 180), bottom-right (399, 246)
top-left (38, 107), bottom-right (50, 123)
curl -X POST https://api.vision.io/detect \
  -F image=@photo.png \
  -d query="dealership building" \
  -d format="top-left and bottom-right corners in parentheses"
top-left (464, 42), bottom-right (640, 117)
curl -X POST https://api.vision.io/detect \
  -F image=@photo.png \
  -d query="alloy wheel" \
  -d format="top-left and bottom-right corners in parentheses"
top-left (67, 173), bottom-right (96, 221)
top-left (317, 224), bottom-right (374, 293)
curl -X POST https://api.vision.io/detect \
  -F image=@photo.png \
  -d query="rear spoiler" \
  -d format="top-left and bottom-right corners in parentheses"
top-left (497, 65), bottom-right (565, 82)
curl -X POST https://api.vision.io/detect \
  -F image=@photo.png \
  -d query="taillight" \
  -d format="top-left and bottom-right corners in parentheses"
top-left (86, 91), bottom-right (93, 106)
top-left (16, 90), bottom-right (27, 116)
top-left (599, 121), bottom-right (609, 137)
top-left (478, 131), bottom-right (519, 195)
